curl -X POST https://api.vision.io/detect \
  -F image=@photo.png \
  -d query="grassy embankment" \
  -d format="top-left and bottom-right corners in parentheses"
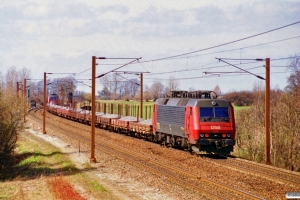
top-left (0, 129), bottom-right (116, 200)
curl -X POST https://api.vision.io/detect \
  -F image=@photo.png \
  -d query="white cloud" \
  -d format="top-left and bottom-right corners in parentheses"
top-left (23, 4), bottom-right (49, 17)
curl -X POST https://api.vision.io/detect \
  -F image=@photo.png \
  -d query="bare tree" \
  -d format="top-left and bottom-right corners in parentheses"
top-left (99, 73), bottom-right (122, 100)
top-left (285, 55), bottom-right (300, 94)
top-left (5, 66), bottom-right (19, 89)
top-left (110, 73), bottom-right (122, 100)
top-left (128, 78), bottom-right (139, 98)
top-left (98, 86), bottom-right (110, 100)
top-left (143, 85), bottom-right (152, 102)
top-left (99, 75), bottom-right (111, 94)
top-left (18, 67), bottom-right (31, 81)
top-left (122, 82), bottom-right (130, 101)
top-left (150, 79), bottom-right (164, 101)
top-left (167, 75), bottom-right (180, 92)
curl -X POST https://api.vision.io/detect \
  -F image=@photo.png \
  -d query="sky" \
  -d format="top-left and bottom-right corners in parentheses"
top-left (1, 0), bottom-right (300, 94)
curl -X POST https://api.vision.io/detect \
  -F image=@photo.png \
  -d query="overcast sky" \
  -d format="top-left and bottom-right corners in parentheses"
top-left (1, 0), bottom-right (300, 93)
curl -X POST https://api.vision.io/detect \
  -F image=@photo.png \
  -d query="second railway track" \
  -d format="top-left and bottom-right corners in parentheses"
top-left (204, 154), bottom-right (300, 185)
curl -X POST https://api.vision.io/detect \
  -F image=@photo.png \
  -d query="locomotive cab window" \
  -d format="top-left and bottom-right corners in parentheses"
top-left (200, 107), bottom-right (230, 122)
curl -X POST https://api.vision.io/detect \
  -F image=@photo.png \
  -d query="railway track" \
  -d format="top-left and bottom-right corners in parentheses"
top-left (205, 155), bottom-right (300, 186)
top-left (27, 110), bottom-right (265, 200)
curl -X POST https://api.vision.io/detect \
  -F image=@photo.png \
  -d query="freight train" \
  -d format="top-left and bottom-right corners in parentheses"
top-left (47, 90), bottom-right (236, 155)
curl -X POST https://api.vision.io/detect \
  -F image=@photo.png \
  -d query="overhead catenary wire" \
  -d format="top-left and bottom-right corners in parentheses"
top-left (146, 61), bottom-right (260, 76)
top-left (142, 35), bottom-right (300, 62)
top-left (63, 34), bottom-right (300, 81)
top-left (138, 21), bottom-right (300, 63)
top-left (143, 56), bottom-right (300, 77)
top-left (36, 22), bottom-right (300, 91)
top-left (143, 70), bottom-right (291, 82)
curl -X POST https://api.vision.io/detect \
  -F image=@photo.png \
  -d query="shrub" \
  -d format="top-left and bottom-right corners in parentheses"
top-left (0, 88), bottom-right (24, 173)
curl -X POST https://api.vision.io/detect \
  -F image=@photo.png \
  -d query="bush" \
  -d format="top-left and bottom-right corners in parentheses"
top-left (0, 88), bottom-right (25, 173)
top-left (234, 88), bottom-right (300, 171)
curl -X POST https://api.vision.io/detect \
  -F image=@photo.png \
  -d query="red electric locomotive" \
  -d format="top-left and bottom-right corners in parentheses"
top-left (152, 90), bottom-right (235, 155)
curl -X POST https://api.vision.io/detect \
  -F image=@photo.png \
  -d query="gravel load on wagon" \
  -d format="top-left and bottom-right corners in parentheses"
top-left (137, 118), bottom-right (152, 125)
top-left (96, 112), bottom-right (104, 116)
top-left (100, 114), bottom-right (119, 118)
top-left (118, 116), bottom-right (143, 122)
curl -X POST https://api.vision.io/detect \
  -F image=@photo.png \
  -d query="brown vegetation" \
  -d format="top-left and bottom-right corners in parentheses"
top-left (0, 68), bottom-right (28, 178)
top-left (223, 90), bottom-right (254, 106)
top-left (234, 56), bottom-right (300, 171)
top-left (48, 174), bottom-right (86, 200)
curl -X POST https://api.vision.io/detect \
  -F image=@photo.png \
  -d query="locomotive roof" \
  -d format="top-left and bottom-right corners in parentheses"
top-left (155, 97), bottom-right (232, 107)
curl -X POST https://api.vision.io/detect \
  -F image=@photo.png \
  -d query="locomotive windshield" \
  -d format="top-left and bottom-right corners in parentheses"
top-left (200, 107), bottom-right (230, 122)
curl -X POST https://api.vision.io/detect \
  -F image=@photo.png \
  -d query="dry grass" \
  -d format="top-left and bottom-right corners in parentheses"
top-left (0, 130), bottom-right (115, 200)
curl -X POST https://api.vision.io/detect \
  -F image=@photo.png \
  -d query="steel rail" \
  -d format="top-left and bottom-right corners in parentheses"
top-left (211, 155), bottom-right (300, 185)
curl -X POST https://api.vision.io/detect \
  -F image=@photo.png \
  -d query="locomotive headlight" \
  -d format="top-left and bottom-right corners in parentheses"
top-left (227, 134), bottom-right (231, 138)
top-left (200, 134), bottom-right (204, 137)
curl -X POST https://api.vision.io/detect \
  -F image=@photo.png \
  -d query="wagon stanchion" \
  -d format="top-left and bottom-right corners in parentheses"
top-left (129, 104), bottom-right (131, 116)
top-left (134, 105), bottom-right (136, 117)
top-left (133, 105), bottom-right (135, 117)
top-left (137, 106), bottom-right (139, 122)
top-left (125, 104), bottom-right (129, 116)
top-left (78, 140), bottom-right (80, 153)
top-left (118, 104), bottom-right (121, 118)
top-left (121, 104), bottom-right (123, 117)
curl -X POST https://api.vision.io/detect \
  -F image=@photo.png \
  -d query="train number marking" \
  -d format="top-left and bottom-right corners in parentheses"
top-left (211, 126), bottom-right (221, 130)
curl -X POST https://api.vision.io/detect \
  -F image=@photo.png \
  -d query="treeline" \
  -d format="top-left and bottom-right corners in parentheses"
top-left (223, 91), bottom-right (254, 106)
top-left (233, 56), bottom-right (300, 171)
top-left (98, 74), bottom-right (180, 101)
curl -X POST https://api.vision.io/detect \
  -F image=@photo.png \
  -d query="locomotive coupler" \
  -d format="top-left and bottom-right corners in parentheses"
top-left (221, 140), bottom-right (227, 147)
top-left (215, 141), bottom-right (221, 149)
